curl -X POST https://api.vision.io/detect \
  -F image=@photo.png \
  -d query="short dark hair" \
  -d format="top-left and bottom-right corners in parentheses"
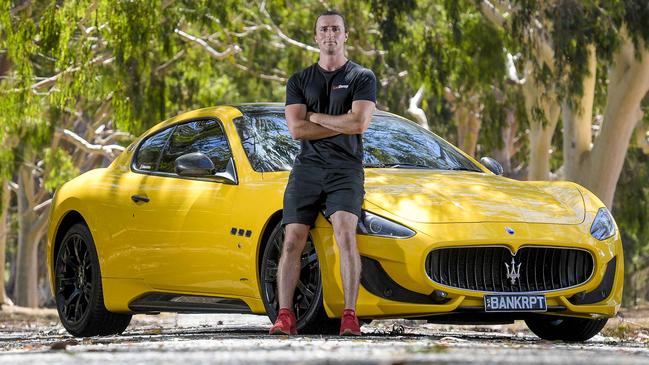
top-left (314, 10), bottom-right (347, 34)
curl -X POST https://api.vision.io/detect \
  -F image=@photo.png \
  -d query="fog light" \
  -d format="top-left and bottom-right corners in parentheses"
top-left (431, 290), bottom-right (449, 304)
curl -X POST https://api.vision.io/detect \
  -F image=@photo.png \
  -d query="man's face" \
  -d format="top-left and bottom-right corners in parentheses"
top-left (314, 15), bottom-right (347, 56)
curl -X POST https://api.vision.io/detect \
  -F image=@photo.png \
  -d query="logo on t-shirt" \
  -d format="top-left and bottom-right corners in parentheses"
top-left (332, 84), bottom-right (349, 90)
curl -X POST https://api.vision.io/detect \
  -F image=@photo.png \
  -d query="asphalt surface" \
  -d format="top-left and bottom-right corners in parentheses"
top-left (1, 313), bottom-right (649, 364)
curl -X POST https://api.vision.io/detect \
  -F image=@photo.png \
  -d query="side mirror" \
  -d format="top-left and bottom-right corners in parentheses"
top-left (175, 152), bottom-right (216, 177)
top-left (480, 157), bottom-right (504, 176)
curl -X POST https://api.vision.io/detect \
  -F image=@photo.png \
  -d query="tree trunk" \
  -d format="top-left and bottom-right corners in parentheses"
top-left (491, 107), bottom-right (517, 176)
top-left (14, 163), bottom-right (49, 308)
top-left (524, 66), bottom-right (560, 180)
top-left (0, 181), bottom-right (12, 306)
top-left (15, 165), bottom-right (38, 307)
top-left (456, 94), bottom-right (482, 157)
top-left (578, 34), bottom-right (649, 208)
top-left (562, 44), bottom-right (596, 183)
top-left (457, 107), bottom-right (482, 157)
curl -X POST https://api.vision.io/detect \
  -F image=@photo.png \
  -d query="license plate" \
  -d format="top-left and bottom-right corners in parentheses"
top-left (484, 294), bottom-right (547, 312)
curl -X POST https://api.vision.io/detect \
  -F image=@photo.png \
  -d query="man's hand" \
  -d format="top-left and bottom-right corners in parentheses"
top-left (285, 104), bottom-right (340, 140)
top-left (309, 100), bottom-right (375, 134)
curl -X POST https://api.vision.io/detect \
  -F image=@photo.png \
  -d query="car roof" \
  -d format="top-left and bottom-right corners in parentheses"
top-left (230, 102), bottom-right (395, 117)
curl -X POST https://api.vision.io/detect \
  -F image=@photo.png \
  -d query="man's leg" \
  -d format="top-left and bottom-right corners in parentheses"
top-left (269, 222), bottom-right (311, 335)
top-left (277, 223), bottom-right (311, 309)
top-left (330, 211), bottom-right (360, 309)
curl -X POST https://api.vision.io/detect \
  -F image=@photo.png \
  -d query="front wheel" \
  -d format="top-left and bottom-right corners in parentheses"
top-left (55, 223), bottom-right (132, 337)
top-left (260, 223), bottom-right (338, 334)
top-left (525, 316), bottom-right (608, 342)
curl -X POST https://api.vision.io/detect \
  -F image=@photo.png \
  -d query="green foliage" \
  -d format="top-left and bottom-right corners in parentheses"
top-left (614, 148), bottom-right (649, 305)
top-left (43, 147), bottom-right (78, 192)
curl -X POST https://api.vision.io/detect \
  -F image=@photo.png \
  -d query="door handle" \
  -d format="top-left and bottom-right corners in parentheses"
top-left (131, 194), bottom-right (150, 203)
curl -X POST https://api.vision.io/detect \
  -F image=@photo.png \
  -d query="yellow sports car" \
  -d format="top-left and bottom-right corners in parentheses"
top-left (47, 104), bottom-right (623, 341)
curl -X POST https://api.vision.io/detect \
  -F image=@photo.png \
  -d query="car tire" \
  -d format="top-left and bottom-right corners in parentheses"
top-left (260, 223), bottom-right (338, 334)
top-left (54, 223), bottom-right (132, 337)
top-left (524, 316), bottom-right (608, 342)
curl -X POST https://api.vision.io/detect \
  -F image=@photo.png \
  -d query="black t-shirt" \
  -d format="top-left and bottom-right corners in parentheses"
top-left (285, 60), bottom-right (376, 169)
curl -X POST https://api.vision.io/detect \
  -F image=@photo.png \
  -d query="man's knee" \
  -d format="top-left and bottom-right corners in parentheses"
top-left (331, 211), bottom-right (359, 251)
top-left (282, 223), bottom-right (310, 256)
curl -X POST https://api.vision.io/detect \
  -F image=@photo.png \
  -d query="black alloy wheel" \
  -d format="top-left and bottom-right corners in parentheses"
top-left (56, 231), bottom-right (93, 325)
top-left (55, 223), bottom-right (132, 337)
top-left (260, 223), bottom-right (338, 334)
top-left (525, 316), bottom-right (608, 342)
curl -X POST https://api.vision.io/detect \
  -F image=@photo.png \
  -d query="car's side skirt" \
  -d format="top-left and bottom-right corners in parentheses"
top-left (128, 293), bottom-right (253, 314)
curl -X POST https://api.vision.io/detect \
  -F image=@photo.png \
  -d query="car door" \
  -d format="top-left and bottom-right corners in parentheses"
top-left (129, 118), bottom-right (245, 296)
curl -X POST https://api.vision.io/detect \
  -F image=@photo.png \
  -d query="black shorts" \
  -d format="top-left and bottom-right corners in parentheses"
top-left (282, 165), bottom-right (365, 227)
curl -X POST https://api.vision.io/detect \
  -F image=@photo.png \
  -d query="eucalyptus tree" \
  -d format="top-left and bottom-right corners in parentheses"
top-left (479, 0), bottom-right (649, 208)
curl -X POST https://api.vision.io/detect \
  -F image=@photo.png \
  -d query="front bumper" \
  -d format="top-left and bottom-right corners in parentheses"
top-left (311, 213), bottom-right (623, 320)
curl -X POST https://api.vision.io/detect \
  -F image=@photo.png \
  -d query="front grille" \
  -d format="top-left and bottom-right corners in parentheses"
top-left (425, 246), bottom-right (594, 292)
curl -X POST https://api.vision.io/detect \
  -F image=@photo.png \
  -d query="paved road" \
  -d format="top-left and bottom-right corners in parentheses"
top-left (1, 314), bottom-right (649, 364)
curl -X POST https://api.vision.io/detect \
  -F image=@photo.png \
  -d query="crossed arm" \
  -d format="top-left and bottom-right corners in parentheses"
top-left (285, 100), bottom-right (375, 140)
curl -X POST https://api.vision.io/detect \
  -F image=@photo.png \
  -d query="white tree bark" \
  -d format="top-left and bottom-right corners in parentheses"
top-left (524, 63), bottom-right (560, 180)
top-left (456, 98), bottom-right (482, 158)
top-left (580, 32), bottom-right (649, 207)
top-left (14, 163), bottom-right (49, 308)
top-left (407, 85), bottom-right (428, 129)
top-left (562, 44), bottom-right (596, 183)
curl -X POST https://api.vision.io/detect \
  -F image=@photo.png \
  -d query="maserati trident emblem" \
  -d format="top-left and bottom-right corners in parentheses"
top-left (505, 258), bottom-right (522, 285)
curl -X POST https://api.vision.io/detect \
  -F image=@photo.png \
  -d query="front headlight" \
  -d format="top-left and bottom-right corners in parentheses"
top-left (357, 211), bottom-right (415, 238)
top-left (590, 207), bottom-right (616, 240)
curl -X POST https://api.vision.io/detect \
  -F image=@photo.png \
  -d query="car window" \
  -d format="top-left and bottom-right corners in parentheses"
top-left (158, 119), bottom-right (232, 174)
top-left (363, 114), bottom-right (480, 171)
top-left (233, 110), bottom-right (481, 172)
top-left (134, 127), bottom-right (174, 171)
top-left (233, 113), bottom-right (299, 172)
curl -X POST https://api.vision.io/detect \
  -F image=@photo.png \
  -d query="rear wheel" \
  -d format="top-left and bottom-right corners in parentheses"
top-left (260, 223), bottom-right (338, 334)
top-left (525, 316), bottom-right (608, 342)
top-left (55, 223), bottom-right (132, 337)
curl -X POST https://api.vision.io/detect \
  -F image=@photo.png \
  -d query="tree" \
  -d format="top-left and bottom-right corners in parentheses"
top-left (481, 0), bottom-right (649, 208)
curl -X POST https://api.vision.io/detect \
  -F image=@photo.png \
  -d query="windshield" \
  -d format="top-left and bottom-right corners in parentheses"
top-left (233, 110), bottom-right (482, 173)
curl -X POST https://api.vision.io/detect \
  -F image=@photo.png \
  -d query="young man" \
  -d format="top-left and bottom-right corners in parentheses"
top-left (269, 10), bottom-right (376, 336)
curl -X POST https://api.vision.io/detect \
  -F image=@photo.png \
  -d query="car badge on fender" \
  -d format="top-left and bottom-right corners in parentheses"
top-left (505, 258), bottom-right (522, 285)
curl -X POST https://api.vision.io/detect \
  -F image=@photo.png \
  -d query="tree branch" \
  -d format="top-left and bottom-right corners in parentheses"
top-left (480, 0), bottom-right (507, 27)
top-left (233, 63), bottom-right (287, 83)
top-left (33, 199), bottom-right (51, 213)
top-left (56, 128), bottom-right (125, 159)
top-left (258, 4), bottom-right (319, 53)
top-left (0, 55), bottom-right (114, 94)
top-left (407, 85), bottom-right (428, 129)
top-left (506, 52), bottom-right (526, 84)
top-left (174, 29), bottom-right (241, 59)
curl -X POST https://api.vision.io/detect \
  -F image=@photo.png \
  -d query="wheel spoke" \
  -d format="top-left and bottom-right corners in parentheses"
top-left (65, 288), bottom-right (81, 306)
top-left (296, 280), bottom-right (315, 302)
top-left (265, 264), bottom-right (278, 283)
top-left (83, 281), bottom-right (92, 294)
top-left (300, 253), bottom-right (317, 270)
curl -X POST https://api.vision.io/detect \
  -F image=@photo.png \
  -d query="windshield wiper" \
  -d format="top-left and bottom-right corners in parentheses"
top-left (447, 167), bottom-right (482, 172)
top-left (363, 163), bottom-right (434, 169)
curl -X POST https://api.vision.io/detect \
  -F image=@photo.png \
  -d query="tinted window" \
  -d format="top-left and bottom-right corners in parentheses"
top-left (134, 127), bottom-right (174, 171)
top-left (158, 119), bottom-right (232, 173)
top-left (233, 113), bottom-right (299, 172)
top-left (233, 111), bottom-right (481, 173)
top-left (363, 114), bottom-right (480, 171)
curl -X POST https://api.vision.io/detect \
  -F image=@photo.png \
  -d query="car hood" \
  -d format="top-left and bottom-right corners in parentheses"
top-left (364, 170), bottom-right (585, 224)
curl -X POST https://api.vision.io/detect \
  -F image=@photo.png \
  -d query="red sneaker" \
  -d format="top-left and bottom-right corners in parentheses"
top-left (339, 309), bottom-right (361, 336)
top-left (269, 308), bottom-right (297, 335)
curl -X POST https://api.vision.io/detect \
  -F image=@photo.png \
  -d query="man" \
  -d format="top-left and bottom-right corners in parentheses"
top-left (269, 10), bottom-right (376, 336)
